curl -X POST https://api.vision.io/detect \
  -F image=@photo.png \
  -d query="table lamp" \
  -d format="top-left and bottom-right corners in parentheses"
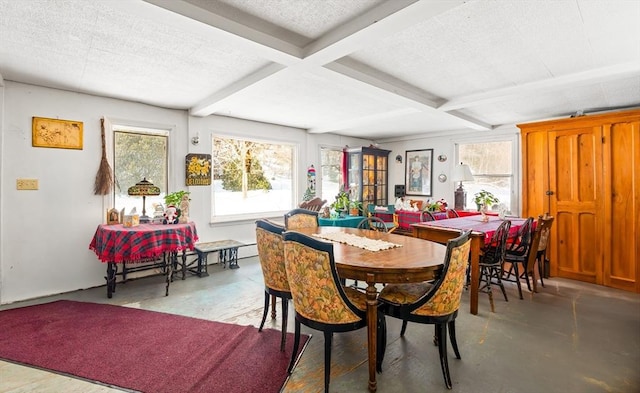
top-left (127, 178), bottom-right (160, 223)
top-left (451, 163), bottom-right (474, 210)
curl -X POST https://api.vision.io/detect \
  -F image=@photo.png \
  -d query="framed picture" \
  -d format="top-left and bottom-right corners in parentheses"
top-left (405, 149), bottom-right (433, 197)
top-left (32, 117), bottom-right (83, 149)
top-left (185, 153), bottom-right (212, 186)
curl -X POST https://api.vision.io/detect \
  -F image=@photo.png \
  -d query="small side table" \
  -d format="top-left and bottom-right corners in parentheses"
top-left (195, 240), bottom-right (254, 271)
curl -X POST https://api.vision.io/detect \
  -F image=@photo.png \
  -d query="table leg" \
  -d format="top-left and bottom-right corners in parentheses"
top-left (181, 250), bottom-right (187, 280)
top-left (365, 273), bottom-right (377, 392)
top-left (105, 262), bottom-right (116, 298)
top-left (165, 254), bottom-right (174, 296)
top-left (469, 237), bottom-right (480, 315)
top-left (229, 247), bottom-right (240, 269)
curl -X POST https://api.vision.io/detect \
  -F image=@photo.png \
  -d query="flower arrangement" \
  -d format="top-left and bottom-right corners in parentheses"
top-left (425, 198), bottom-right (448, 212)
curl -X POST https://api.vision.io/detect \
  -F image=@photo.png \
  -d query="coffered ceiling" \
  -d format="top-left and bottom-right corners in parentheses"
top-left (1, 0), bottom-right (639, 140)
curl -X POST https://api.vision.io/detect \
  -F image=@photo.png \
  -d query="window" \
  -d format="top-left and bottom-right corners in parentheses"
top-left (212, 135), bottom-right (295, 221)
top-left (320, 146), bottom-right (343, 203)
top-left (113, 126), bottom-right (168, 217)
top-left (457, 140), bottom-right (515, 212)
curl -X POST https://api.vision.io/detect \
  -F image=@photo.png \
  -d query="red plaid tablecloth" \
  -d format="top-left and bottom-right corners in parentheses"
top-left (89, 222), bottom-right (198, 263)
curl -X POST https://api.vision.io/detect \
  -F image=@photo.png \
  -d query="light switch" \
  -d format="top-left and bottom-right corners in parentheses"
top-left (17, 178), bottom-right (39, 190)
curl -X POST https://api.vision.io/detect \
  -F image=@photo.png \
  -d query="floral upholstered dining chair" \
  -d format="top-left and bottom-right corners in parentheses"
top-left (377, 230), bottom-right (472, 389)
top-left (284, 208), bottom-right (319, 230)
top-left (255, 219), bottom-right (291, 351)
top-left (282, 231), bottom-right (370, 393)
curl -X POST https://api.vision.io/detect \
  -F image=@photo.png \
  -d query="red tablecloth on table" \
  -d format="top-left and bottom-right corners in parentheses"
top-left (89, 222), bottom-right (198, 263)
top-left (418, 215), bottom-right (528, 243)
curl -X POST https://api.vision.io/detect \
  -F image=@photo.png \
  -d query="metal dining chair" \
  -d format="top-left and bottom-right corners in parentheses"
top-left (377, 230), bottom-right (472, 389)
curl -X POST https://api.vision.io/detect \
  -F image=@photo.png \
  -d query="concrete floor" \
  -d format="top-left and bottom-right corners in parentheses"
top-left (1, 256), bottom-right (639, 393)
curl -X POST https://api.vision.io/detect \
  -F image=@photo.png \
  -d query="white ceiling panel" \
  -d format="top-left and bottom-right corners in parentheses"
top-left (1, 0), bottom-right (638, 140)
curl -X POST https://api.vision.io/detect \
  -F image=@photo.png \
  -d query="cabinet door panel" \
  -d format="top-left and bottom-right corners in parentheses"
top-left (549, 127), bottom-right (603, 283)
top-left (605, 120), bottom-right (640, 291)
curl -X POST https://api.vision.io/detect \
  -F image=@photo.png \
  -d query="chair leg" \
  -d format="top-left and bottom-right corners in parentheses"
top-left (280, 298), bottom-right (288, 352)
top-left (400, 320), bottom-right (408, 336)
top-left (259, 291), bottom-right (270, 332)
top-left (538, 255), bottom-right (546, 287)
top-left (287, 319), bottom-right (301, 374)
top-left (494, 266), bottom-right (509, 302)
top-left (436, 323), bottom-right (452, 389)
top-left (324, 331), bottom-right (333, 393)
top-left (271, 294), bottom-right (277, 319)
top-left (448, 320), bottom-right (461, 359)
top-left (511, 262), bottom-right (524, 299)
top-left (479, 266), bottom-right (496, 312)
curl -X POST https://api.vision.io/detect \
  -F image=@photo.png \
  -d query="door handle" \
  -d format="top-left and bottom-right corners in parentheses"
top-left (546, 190), bottom-right (554, 196)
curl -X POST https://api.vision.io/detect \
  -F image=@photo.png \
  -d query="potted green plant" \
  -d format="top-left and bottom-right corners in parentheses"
top-left (349, 200), bottom-right (363, 216)
top-left (331, 189), bottom-right (351, 217)
top-left (473, 190), bottom-right (499, 211)
top-left (164, 190), bottom-right (190, 207)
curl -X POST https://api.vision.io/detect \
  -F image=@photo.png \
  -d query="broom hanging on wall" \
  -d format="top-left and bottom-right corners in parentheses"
top-left (94, 117), bottom-right (113, 195)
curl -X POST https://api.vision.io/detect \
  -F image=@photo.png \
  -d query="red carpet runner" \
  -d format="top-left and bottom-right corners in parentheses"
top-left (0, 300), bottom-right (309, 393)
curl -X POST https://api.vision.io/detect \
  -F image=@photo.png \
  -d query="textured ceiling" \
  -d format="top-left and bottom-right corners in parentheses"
top-left (1, 0), bottom-right (639, 140)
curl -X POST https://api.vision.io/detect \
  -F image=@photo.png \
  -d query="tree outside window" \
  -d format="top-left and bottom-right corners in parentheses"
top-left (212, 136), bottom-right (294, 219)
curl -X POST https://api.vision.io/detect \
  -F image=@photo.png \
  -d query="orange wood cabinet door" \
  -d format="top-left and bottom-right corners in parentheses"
top-left (519, 109), bottom-right (640, 293)
top-left (603, 120), bottom-right (640, 292)
top-left (549, 127), bottom-right (603, 283)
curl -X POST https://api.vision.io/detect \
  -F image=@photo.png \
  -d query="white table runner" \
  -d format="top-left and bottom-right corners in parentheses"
top-left (313, 232), bottom-right (402, 252)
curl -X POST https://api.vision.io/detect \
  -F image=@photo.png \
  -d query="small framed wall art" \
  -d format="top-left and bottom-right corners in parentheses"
top-left (32, 117), bottom-right (83, 149)
top-left (405, 149), bottom-right (433, 197)
top-left (185, 153), bottom-right (212, 186)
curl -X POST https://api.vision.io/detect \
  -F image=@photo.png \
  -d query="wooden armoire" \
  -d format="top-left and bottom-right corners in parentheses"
top-left (518, 109), bottom-right (640, 293)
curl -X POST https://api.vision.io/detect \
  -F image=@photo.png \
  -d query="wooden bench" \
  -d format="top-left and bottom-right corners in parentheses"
top-left (186, 240), bottom-right (255, 276)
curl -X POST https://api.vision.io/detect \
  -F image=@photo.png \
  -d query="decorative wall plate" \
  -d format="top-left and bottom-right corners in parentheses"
top-left (437, 154), bottom-right (447, 162)
top-left (438, 174), bottom-right (447, 182)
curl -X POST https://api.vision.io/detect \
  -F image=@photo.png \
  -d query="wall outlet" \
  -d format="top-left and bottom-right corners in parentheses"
top-left (17, 178), bottom-right (39, 190)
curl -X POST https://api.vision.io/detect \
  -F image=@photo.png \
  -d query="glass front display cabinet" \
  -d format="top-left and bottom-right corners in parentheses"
top-left (344, 146), bottom-right (391, 209)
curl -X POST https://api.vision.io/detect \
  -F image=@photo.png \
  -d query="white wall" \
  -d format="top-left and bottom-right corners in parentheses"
top-left (0, 81), bottom-right (370, 304)
top-left (378, 128), bottom-right (520, 208)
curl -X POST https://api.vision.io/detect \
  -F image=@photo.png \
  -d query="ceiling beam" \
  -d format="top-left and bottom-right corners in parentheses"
top-left (190, 63), bottom-right (286, 117)
top-left (143, 0), bottom-right (303, 65)
top-left (323, 60), bottom-right (491, 131)
top-left (439, 61), bottom-right (640, 111)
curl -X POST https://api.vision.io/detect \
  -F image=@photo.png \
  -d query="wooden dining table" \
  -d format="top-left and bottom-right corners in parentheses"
top-left (293, 226), bottom-right (447, 393)
top-left (412, 215), bottom-right (528, 315)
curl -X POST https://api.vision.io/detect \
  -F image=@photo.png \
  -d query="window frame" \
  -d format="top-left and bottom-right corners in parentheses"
top-left (453, 133), bottom-right (521, 214)
top-left (108, 118), bottom-right (174, 210)
top-left (319, 144), bottom-right (344, 204)
top-left (210, 133), bottom-right (299, 224)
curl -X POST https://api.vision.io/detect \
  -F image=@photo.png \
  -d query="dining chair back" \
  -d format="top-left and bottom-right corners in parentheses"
top-left (282, 231), bottom-right (368, 393)
top-left (378, 230), bottom-right (472, 389)
top-left (357, 216), bottom-right (389, 232)
top-left (502, 217), bottom-right (535, 299)
top-left (478, 219), bottom-right (512, 312)
top-left (284, 208), bottom-right (319, 230)
top-left (367, 204), bottom-right (398, 232)
top-left (534, 214), bottom-right (555, 288)
top-left (255, 219), bottom-right (291, 351)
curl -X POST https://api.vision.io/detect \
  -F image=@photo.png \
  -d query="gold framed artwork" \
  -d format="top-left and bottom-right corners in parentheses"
top-left (32, 117), bottom-right (83, 150)
top-left (185, 153), bottom-right (212, 186)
